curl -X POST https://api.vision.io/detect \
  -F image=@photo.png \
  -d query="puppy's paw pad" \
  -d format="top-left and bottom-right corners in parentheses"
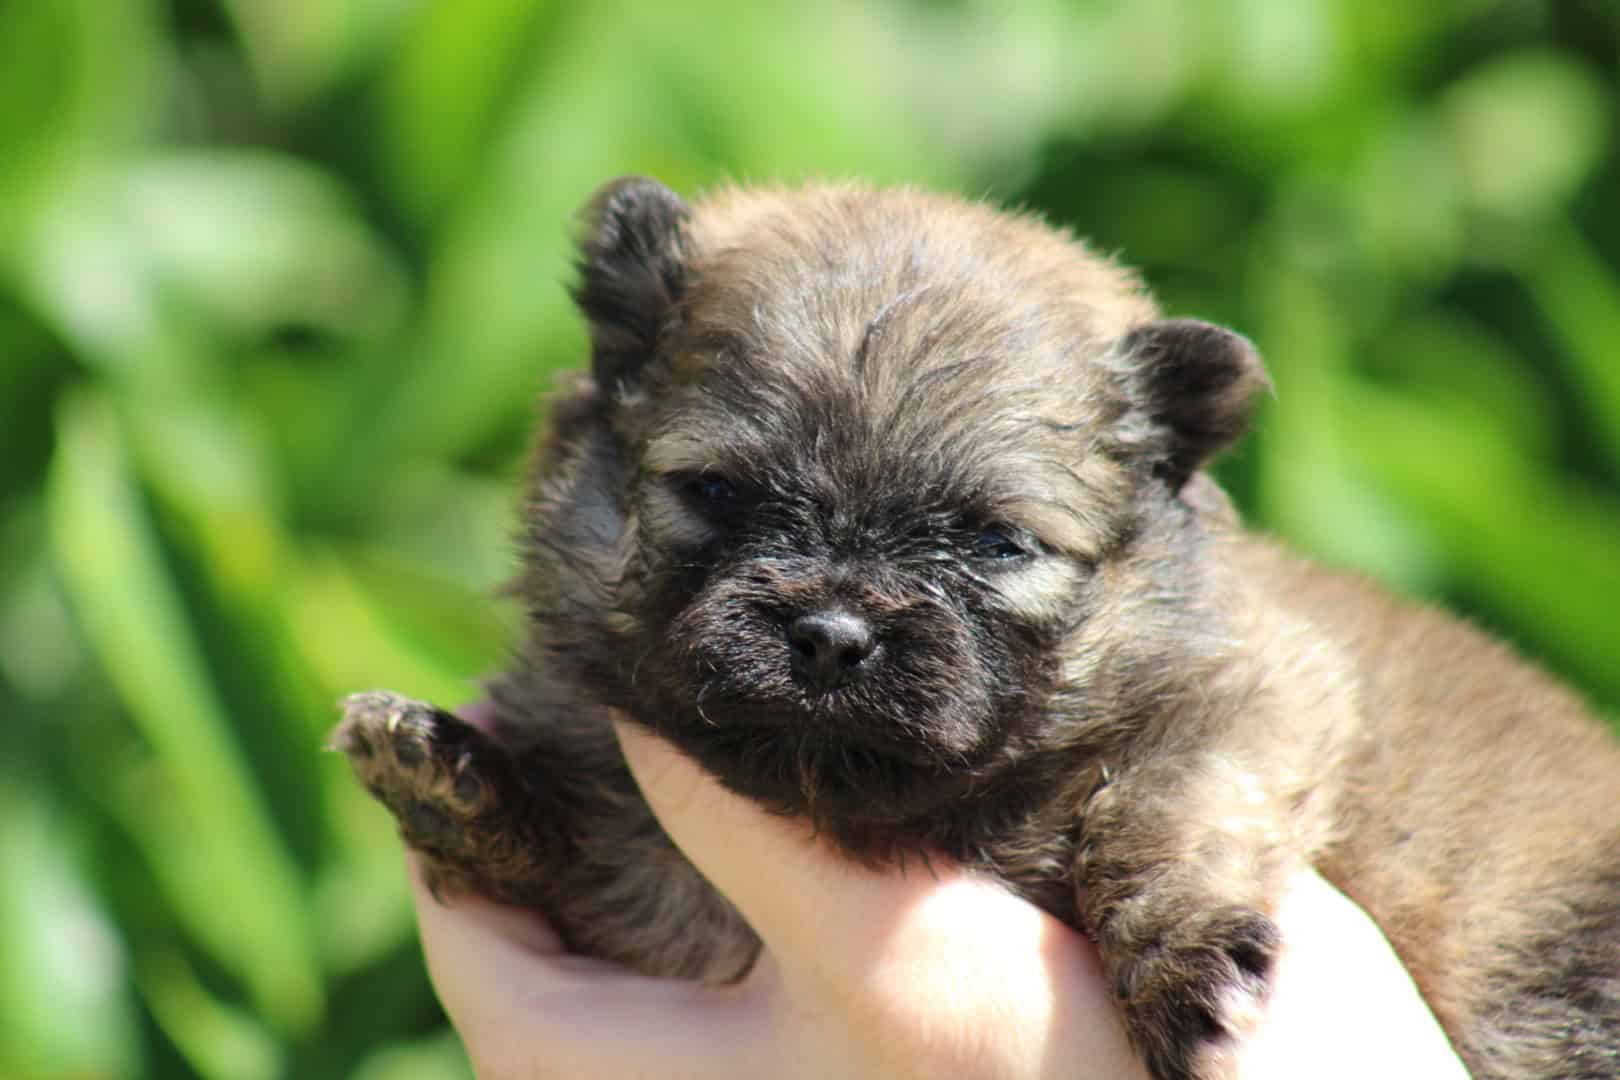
top-left (449, 764), bottom-right (485, 811)
top-left (336, 691), bottom-right (436, 776)
top-left (333, 691), bottom-right (495, 827)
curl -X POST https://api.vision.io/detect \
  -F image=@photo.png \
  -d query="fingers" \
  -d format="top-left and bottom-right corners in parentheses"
top-left (408, 855), bottom-right (775, 1079)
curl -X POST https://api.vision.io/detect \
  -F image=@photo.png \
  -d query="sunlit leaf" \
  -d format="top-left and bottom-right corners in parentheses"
top-left (1523, 217), bottom-right (1620, 469)
top-left (0, 505), bottom-right (84, 701)
top-left (1343, 384), bottom-right (1620, 702)
top-left (379, 0), bottom-right (555, 222)
top-left (1207, 0), bottom-right (1343, 113)
top-left (287, 545), bottom-right (487, 710)
top-left (1368, 312), bottom-right (1558, 460)
top-left (220, 0), bottom-right (415, 109)
top-left (137, 947), bottom-right (282, 1080)
top-left (1248, 257), bottom-right (1445, 589)
top-left (350, 1031), bottom-right (472, 1080)
top-left (309, 803), bottom-right (418, 977)
top-left (1349, 116), bottom-right (1463, 281)
top-left (0, 0), bottom-right (162, 239)
top-left (1440, 51), bottom-right (1609, 220)
top-left (0, 788), bottom-right (141, 1080)
top-left (24, 150), bottom-right (406, 372)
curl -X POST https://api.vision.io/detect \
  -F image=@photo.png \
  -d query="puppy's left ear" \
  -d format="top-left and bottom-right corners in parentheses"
top-left (1123, 318), bottom-right (1271, 491)
top-left (571, 176), bottom-right (693, 394)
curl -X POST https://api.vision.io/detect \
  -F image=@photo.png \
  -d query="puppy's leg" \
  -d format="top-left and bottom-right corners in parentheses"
top-left (1076, 759), bottom-right (1297, 1080)
top-left (334, 691), bottom-right (550, 904)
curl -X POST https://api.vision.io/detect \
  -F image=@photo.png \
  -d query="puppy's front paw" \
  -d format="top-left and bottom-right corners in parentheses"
top-left (1109, 904), bottom-right (1280, 1080)
top-left (335, 691), bottom-right (493, 816)
top-left (333, 691), bottom-right (527, 899)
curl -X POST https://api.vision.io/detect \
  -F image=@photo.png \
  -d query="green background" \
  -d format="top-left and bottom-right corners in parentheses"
top-left (4, 2), bottom-right (1618, 1077)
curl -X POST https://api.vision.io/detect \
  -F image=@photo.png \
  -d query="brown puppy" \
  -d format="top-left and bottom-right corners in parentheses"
top-left (335, 179), bottom-right (1620, 1080)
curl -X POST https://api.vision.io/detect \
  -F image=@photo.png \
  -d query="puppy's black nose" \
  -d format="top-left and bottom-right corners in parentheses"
top-left (788, 610), bottom-right (876, 691)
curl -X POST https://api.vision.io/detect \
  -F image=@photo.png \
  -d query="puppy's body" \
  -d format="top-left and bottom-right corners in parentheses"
top-left (337, 181), bottom-right (1620, 1080)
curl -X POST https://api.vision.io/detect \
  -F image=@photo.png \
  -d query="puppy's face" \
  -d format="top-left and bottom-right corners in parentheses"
top-left (570, 179), bottom-right (1266, 827)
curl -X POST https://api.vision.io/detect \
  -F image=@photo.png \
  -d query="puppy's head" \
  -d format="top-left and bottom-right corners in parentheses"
top-left (570, 178), bottom-right (1267, 829)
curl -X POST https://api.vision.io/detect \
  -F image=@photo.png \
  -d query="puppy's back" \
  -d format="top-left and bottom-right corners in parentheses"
top-left (1231, 534), bottom-right (1620, 1076)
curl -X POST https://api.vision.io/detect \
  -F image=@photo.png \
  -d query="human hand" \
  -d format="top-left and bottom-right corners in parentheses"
top-left (411, 721), bottom-right (1468, 1079)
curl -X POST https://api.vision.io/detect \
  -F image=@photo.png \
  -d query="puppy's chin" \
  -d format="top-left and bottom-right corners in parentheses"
top-left (650, 703), bottom-right (987, 831)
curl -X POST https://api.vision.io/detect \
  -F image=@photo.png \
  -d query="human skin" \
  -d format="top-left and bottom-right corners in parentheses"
top-left (408, 720), bottom-right (1470, 1080)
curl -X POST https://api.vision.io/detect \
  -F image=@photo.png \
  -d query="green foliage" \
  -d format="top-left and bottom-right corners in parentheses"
top-left (4, 2), bottom-right (1617, 1076)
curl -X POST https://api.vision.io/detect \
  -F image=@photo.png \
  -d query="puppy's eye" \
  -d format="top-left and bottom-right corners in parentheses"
top-left (972, 525), bottom-right (1032, 562)
top-left (677, 472), bottom-right (739, 508)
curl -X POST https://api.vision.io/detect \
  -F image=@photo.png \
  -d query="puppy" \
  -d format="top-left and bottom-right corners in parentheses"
top-left (336, 178), bottom-right (1620, 1080)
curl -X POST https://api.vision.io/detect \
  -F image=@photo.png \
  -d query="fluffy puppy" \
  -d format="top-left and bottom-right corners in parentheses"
top-left (336, 178), bottom-right (1620, 1080)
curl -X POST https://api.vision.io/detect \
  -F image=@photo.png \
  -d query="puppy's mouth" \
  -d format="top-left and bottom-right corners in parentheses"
top-left (661, 700), bottom-right (984, 827)
top-left (694, 697), bottom-right (968, 770)
top-left (668, 620), bottom-right (998, 759)
top-left (649, 629), bottom-right (1007, 799)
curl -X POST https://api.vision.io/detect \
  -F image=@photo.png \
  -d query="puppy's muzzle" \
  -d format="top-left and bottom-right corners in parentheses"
top-left (787, 609), bottom-right (877, 692)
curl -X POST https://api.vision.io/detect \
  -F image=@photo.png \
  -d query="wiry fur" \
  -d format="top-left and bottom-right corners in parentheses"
top-left (336, 179), bottom-right (1620, 1080)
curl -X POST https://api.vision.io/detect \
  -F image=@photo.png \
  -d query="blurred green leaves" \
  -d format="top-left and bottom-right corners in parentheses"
top-left (50, 391), bottom-right (319, 1031)
top-left (5, 1), bottom-right (1619, 1078)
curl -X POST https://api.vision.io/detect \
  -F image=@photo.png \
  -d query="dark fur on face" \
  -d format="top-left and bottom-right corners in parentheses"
top-left (336, 178), bottom-right (1620, 1080)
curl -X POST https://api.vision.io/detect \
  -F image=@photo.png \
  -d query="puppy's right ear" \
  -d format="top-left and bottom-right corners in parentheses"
top-left (571, 176), bottom-right (692, 393)
top-left (1121, 318), bottom-right (1270, 492)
